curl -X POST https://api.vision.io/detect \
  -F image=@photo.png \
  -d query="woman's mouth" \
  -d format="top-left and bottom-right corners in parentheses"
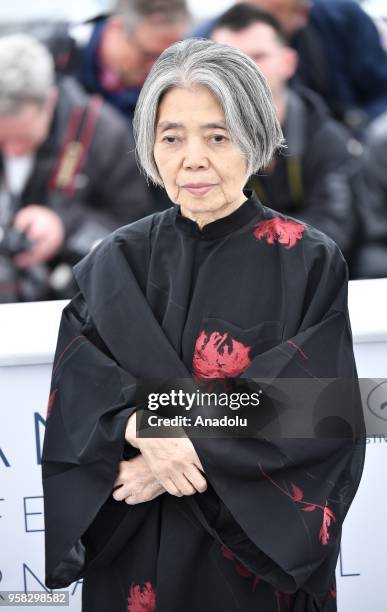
top-left (182, 184), bottom-right (215, 197)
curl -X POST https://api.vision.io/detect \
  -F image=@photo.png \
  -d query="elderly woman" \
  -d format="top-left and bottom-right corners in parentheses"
top-left (42, 40), bottom-right (364, 612)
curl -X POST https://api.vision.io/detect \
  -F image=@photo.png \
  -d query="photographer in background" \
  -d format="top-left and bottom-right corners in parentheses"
top-left (0, 34), bottom-right (156, 303)
top-left (192, 0), bottom-right (387, 136)
top-left (77, 0), bottom-right (189, 122)
top-left (211, 4), bottom-right (364, 269)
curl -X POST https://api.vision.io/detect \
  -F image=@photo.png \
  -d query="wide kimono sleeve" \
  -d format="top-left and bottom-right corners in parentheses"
top-left (186, 237), bottom-right (366, 596)
top-left (42, 292), bottom-right (144, 589)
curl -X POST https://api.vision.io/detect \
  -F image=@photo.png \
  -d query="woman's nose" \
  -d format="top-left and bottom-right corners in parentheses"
top-left (182, 142), bottom-right (209, 170)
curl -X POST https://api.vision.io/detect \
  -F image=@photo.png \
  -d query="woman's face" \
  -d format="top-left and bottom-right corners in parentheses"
top-left (153, 85), bottom-right (248, 222)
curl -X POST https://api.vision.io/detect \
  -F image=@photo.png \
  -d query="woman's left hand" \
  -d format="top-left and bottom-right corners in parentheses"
top-left (125, 411), bottom-right (208, 497)
top-left (112, 454), bottom-right (167, 505)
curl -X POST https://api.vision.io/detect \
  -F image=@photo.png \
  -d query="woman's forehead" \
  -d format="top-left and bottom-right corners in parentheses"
top-left (156, 85), bottom-right (225, 123)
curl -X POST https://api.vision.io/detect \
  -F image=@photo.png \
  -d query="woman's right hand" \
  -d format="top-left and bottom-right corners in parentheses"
top-left (125, 412), bottom-right (208, 497)
top-left (112, 454), bottom-right (166, 505)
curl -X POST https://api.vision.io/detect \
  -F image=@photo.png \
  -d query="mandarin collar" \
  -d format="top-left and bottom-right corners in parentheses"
top-left (173, 190), bottom-right (264, 240)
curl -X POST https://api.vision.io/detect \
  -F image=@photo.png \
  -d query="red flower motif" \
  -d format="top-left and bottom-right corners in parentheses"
top-left (220, 544), bottom-right (234, 560)
top-left (235, 562), bottom-right (253, 577)
top-left (127, 582), bottom-right (156, 612)
top-left (220, 544), bottom-right (260, 591)
top-left (192, 331), bottom-right (252, 379)
top-left (258, 464), bottom-right (337, 547)
top-left (319, 502), bottom-right (336, 546)
top-left (290, 482), bottom-right (303, 502)
top-left (253, 217), bottom-right (304, 249)
top-left (46, 389), bottom-right (58, 419)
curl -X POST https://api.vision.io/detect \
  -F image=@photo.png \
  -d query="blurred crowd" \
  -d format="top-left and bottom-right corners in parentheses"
top-left (1, 0), bottom-right (387, 303)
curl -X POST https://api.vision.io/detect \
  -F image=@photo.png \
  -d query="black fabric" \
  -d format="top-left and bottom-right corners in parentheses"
top-left (42, 191), bottom-right (365, 611)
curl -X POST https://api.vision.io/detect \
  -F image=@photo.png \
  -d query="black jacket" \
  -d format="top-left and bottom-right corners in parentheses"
top-left (249, 88), bottom-right (364, 269)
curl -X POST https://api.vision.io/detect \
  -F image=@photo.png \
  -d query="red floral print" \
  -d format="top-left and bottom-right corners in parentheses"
top-left (220, 544), bottom-right (234, 560)
top-left (257, 463), bottom-right (337, 546)
top-left (127, 582), bottom-right (156, 612)
top-left (253, 217), bottom-right (305, 249)
top-left (52, 335), bottom-right (84, 375)
top-left (330, 576), bottom-right (337, 599)
top-left (220, 545), bottom-right (260, 592)
top-left (221, 545), bottom-right (293, 607)
top-left (46, 389), bottom-right (58, 419)
top-left (192, 331), bottom-right (252, 379)
top-left (320, 501), bottom-right (336, 545)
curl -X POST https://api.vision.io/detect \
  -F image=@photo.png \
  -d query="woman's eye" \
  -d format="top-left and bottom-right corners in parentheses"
top-left (162, 136), bottom-right (178, 144)
top-left (210, 134), bottom-right (227, 143)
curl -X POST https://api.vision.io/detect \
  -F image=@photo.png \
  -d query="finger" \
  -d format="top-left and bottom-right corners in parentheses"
top-left (125, 482), bottom-right (166, 505)
top-left (193, 454), bottom-right (205, 473)
top-left (23, 222), bottom-right (45, 241)
top-left (14, 239), bottom-right (54, 266)
top-left (112, 483), bottom-right (136, 502)
top-left (125, 494), bottom-right (138, 505)
top-left (183, 465), bottom-right (208, 493)
top-left (14, 251), bottom-right (40, 269)
top-left (123, 491), bottom-right (137, 504)
top-left (15, 248), bottom-right (45, 267)
top-left (162, 478), bottom-right (183, 497)
top-left (112, 475), bottom-right (123, 489)
top-left (172, 472), bottom-right (196, 496)
top-left (13, 210), bottom-right (34, 232)
top-left (112, 484), bottom-right (125, 501)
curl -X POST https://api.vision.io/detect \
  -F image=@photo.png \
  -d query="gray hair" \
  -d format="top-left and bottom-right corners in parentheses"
top-left (0, 34), bottom-right (55, 116)
top-left (133, 38), bottom-right (284, 186)
top-left (114, 0), bottom-right (189, 33)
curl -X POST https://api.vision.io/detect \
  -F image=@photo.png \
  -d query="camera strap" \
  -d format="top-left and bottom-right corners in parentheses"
top-left (48, 95), bottom-right (103, 197)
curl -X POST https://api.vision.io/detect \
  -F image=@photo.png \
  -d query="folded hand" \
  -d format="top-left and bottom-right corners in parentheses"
top-left (112, 454), bottom-right (166, 505)
top-left (125, 411), bottom-right (208, 497)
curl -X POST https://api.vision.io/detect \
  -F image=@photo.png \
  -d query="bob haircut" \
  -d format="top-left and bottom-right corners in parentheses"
top-left (133, 38), bottom-right (284, 186)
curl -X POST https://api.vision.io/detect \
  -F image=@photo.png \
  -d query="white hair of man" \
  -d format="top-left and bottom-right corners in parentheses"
top-left (115, 0), bottom-right (189, 33)
top-left (0, 34), bottom-right (55, 116)
top-left (133, 38), bottom-right (285, 186)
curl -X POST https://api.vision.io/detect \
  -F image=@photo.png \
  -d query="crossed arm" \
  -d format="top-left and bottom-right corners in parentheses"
top-left (112, 411), bottom-right (208, 505)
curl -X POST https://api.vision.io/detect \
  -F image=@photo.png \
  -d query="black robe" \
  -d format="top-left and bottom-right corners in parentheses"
top-left (42, 191), bottom-right (365, 611)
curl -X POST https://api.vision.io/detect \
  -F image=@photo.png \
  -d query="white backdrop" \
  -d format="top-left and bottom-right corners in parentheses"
top-left (0, 279), bottom-right (387, 611)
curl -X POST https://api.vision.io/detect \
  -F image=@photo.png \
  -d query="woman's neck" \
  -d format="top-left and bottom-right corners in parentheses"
top-left (180, 193), bottom-right (247, 229)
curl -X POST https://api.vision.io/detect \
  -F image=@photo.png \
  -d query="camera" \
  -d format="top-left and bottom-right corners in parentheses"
top-left (0, 225), bottom-right (32, 256)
